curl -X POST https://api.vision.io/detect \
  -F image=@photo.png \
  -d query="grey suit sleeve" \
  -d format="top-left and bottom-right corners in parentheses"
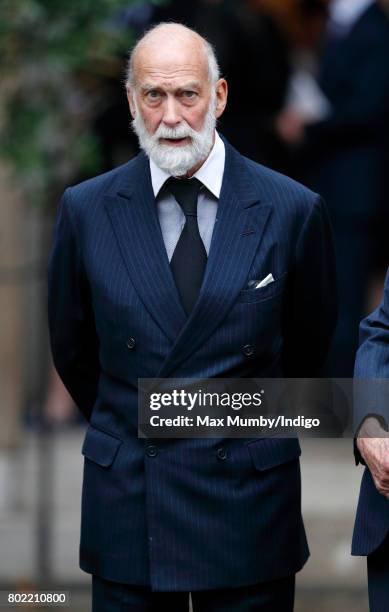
top-left (47, 188), bottom-right (100, 422)
top-left (353, 269), bottom-right (389, 464)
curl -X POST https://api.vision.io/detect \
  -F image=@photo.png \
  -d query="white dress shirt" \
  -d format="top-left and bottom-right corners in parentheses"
top-left (330, 0), bottom-right (375, 29)
top-left (149, 130), bottom-right (225, 261)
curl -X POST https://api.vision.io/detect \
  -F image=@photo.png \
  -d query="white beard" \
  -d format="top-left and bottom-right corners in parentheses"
top-left (131, 91), bottom-right (217, 176)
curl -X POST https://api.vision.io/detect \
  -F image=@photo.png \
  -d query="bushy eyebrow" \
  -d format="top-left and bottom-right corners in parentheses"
top-left (141, 81), bottom-right (202, 93)
top-left (177, 81), bottom-right (201, 91)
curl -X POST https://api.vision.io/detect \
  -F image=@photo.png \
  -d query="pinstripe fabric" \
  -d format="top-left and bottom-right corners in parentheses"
top-left (47, 137), bottom-right (337, 590)
top-left (91, 573), bottom-right (295, 611)
top-left (352, 269), bottom-right (389, 557)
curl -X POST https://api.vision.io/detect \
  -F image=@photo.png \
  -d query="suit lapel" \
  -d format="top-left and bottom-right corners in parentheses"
top-left (104, 154), bottom-right (187, 342)
top-left (104, 142), bottom-right (272, 374)
top-left (157, 142), bottom-right (272, 377)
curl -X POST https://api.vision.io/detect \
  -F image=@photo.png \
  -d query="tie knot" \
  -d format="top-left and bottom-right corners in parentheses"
top-left (165, 177), bottom-right (202, 217)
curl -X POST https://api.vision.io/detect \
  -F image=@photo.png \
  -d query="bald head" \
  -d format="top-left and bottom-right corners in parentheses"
top-left (125, 23), bottom-right (220, 89)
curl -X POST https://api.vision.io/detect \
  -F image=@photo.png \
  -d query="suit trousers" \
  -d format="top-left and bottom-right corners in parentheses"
top-left (91, 574), bottom-right (295, 612)
top-left (367, 533), bottom-right (389, 612)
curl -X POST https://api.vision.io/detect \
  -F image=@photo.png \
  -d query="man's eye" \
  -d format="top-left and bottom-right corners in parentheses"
top-left (182, 91), bottom-right (196, 99)
top-left (146, 91), bottom-right (160, 99)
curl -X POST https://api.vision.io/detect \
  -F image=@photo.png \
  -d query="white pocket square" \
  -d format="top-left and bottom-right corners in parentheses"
top-left (249, 273), bottom-right (274, 290)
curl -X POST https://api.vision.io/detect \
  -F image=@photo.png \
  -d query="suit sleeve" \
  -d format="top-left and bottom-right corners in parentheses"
top-left (47, 188), bottom-right (100, 422)
top-left (353, 269), bottom-right (389, 464)
top-left (282, 195), bottom-right (338, 377)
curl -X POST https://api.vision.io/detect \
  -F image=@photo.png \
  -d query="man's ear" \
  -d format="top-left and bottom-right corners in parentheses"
top-left (126, 86), bottom-right (136, 119)
top-left (214, 78), bottom-right (228, 119)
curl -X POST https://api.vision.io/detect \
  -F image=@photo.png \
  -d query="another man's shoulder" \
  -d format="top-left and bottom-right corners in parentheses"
top-left (242, 155), bottom-right (321, 215)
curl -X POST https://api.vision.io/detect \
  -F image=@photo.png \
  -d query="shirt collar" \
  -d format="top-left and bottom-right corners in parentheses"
top-left (150, 130), bottom-right (225, 199)
top-left (329, 0), bottom-right (374, 28)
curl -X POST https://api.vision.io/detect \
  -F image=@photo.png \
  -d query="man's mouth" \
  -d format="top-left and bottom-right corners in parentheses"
top-left (159, 136), bottom-right (190, 146)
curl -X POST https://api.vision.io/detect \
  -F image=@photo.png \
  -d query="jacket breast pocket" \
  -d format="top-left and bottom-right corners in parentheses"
top-left (245, 438), bottom-right (301, 471)
top-left (238, 274), bottom-right (287, 304)
top-left (81, 425), bottom-right (123, 467)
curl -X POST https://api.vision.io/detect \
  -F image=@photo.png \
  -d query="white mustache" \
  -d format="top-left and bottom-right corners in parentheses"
top-left (154, 124), bottom-right (194, 141)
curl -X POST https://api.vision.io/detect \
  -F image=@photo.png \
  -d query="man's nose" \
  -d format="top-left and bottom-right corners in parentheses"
top-left (161, 97), bottom-right (182, 127)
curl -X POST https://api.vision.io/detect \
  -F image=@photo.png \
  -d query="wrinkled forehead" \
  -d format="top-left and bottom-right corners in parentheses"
top-left (133, 36), bottom-right (209, 88)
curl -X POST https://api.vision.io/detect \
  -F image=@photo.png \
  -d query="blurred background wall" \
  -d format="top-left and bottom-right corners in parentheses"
top-left (1, 0), bottom-right (389, 609)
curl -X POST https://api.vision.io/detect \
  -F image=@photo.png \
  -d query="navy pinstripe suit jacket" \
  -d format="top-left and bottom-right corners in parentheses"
top-left (353, 269), bottom-right (389, 557)
top-left (48, 137), bottom-right (337, 590)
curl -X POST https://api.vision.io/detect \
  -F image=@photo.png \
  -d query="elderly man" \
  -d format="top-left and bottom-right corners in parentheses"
top-left (48, 23), bottom-right (337, 611)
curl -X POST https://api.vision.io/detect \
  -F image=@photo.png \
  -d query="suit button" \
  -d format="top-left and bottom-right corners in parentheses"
top-left (146, 444), bottom-right (158, 457)
top-left (242, 344), bottom-right (255, 357)
top-left (126, 337), bottom-right (136, 350)
top-left (216, 447), bottom-right (228, 460)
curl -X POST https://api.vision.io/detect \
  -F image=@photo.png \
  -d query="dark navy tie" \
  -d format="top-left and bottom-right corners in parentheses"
top-left (165, 177), bottom-right (207, 315)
